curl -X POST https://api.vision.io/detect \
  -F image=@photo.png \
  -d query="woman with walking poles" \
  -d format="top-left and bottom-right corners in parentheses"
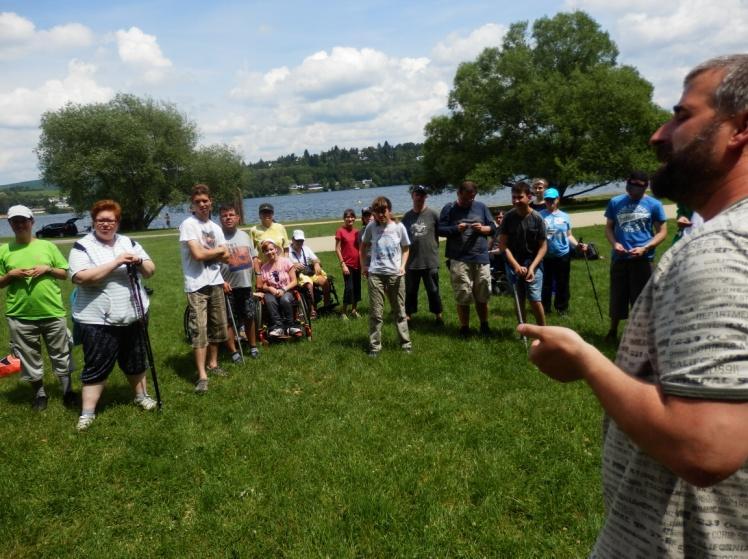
top-left (68, 199), bottom-right (157, 431)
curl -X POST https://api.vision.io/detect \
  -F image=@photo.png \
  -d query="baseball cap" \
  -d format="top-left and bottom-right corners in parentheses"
top-left (410, 184), bottom-right (428, 194)
top-left (7, 205), bottom-right (33, 220)
top-left (292, 229), bottom-right (305, 241)
top-left (361, 206), bottom-right (372, 216)
top-left (544, 188), bottom-right (560, 199)
top-left (258, 203), bottom-right (274, 213)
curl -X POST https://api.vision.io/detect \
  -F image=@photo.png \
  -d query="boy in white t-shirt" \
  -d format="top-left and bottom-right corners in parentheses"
top-left (179, 184), bottom-right (229, 394)
top-left (360, 196), bottom-right (411, 357)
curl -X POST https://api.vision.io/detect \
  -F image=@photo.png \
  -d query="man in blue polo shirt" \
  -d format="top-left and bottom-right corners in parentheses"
top-left (604, 171), bottom-right (667, 341)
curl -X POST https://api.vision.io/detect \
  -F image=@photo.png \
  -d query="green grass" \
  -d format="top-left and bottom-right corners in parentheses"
top-left (0, 224), bottom-right (627, 557)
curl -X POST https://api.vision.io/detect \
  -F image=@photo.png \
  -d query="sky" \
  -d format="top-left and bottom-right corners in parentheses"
top-left (1, 0), bottom-right (746, 185)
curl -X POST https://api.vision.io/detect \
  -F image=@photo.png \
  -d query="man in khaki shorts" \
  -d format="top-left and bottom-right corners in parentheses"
top-left (438, 181), bottom-right (495, 337)
top-left (179, 184), bottom-right (230, 393)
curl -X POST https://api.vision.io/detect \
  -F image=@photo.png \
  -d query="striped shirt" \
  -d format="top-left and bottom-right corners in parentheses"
top-left (68, 233), bottom-right (151, 326)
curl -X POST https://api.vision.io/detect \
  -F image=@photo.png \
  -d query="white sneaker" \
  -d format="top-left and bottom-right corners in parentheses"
top-left (269, 328), bottom-right (285, 337)
top-left (288, 327), bottom-right (302, 336)
top-left (77, 414), bottom-right (96, 431)
top-left (134, 394), bottom-right (158, 411)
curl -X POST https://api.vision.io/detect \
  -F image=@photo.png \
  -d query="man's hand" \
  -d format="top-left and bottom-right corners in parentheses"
top-left (514, 265), bottom-right (528, 278)
top-left (28, 265), bottom-right (51, 278)
top-left (517, 324), bottom-right (593, 383)
top-left (525, 267), bottom-right (535, 282)
top-left (628, 245), bottom-right (649, 258)
top-left (223, 281), bottom-right (232, 294)
top-left (613, 242), bottom-right (627, 256)
top-left (457, 222), bottom-right (468, 232)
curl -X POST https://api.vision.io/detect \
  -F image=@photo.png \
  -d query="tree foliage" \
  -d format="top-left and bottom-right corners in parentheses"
top-left (37, 94), bottom-right (198, 230)
top-left (244, 142), bottom-right (424, 197)
top-left (421, 11), bottom-right (670, 197)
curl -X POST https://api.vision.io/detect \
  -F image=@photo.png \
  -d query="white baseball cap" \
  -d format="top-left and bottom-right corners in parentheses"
top-left (7, 205), bottom-right (33, 220)
top-left (292, 229), bottom-right (305, 240)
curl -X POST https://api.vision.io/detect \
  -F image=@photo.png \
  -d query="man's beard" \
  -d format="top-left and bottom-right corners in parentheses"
top-left (651, 119), bottom-right (724, 205)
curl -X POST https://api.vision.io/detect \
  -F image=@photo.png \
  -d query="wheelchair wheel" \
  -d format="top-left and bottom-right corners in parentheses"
top-left (295, 289), bottom-right (313, 341)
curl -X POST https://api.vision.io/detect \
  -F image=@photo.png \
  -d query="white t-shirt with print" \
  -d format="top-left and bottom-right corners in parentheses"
top-left (179, 215), bottom-right (226, 293)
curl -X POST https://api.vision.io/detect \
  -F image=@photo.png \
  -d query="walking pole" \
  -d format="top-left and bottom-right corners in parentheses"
top-left (224, 293), bottom-right (245, 364)
top-left (579, 238), bottom-right (604, 321)
top-left (510, 273), bottom-right (529, 350)
top-left (126, 263), bottom-right (162, 410)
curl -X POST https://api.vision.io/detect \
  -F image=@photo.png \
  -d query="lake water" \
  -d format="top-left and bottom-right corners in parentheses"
top-left (1, 182), bottom-right (628, 238)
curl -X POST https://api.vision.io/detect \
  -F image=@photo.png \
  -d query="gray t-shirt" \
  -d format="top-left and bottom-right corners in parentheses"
top-left (220, 229), bottom-right (256, 289)
top-left (592, 198), bottom-right (748, 558)
top-left (401, 207), bottom-right (440, 270)
top-left (362, 221), bottom-right (410, 276)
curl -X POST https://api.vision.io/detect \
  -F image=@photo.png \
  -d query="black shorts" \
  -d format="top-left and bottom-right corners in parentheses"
top-left (226, 287), bottom-right (257, 324)
top-left (79, 321), bottom-right (148, 384)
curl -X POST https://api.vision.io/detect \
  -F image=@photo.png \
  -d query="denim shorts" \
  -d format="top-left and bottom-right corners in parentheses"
top-left (505, 263), bottom-right (543, 302)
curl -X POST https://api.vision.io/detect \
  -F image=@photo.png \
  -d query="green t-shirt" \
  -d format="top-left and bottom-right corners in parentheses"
top-left (0, 239), bottom-right (68, 319)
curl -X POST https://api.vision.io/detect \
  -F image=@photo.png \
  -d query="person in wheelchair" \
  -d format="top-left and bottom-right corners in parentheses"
top-left (289, 229), bottom-right (330, 319)
top-left (257, 239), bottom-right (303, 338)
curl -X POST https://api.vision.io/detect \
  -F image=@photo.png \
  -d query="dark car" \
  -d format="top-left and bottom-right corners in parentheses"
top-left (35, 217), bottom-right (81, 239)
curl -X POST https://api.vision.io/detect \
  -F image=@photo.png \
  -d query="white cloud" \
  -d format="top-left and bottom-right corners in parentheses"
top-left (115, 26), bottom-right (173, 83)
top-left (0, 60), bottom-right (113, 181)
top-left (0, 12), bottom-right (93, 60)
top-left (431, 22), bottom-right (507, 66)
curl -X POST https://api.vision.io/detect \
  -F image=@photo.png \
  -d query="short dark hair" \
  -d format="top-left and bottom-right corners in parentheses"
top-left (191, 184), bottom-right (211, 200)
top-left (458, 180), bottom-right (478, 194)
top-left (219, 203), bottom-right (238, 214)
top-left (343, 208), bottom-right (356, 218)
top-left (511, 181), bottom-right (533, 197)
top-left (627, 170), bottom-right (649, 185)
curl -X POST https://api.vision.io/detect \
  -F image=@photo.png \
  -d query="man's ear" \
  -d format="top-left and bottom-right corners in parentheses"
top-left (728, 111), bottom-right (748, 149)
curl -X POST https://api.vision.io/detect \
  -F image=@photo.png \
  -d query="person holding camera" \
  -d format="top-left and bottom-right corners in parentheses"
top-left (289, 229), bottom-right (330, 319)
top-left (438, 181), bottom-right (495, 337)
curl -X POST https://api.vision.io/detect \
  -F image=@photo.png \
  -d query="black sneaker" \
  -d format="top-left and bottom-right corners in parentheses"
top-left (32, 394), bottom-right (48, 412)
top-left (458, 326), bottom-right (470, 339)
top-left (480, 323), bottom-right (491, 336)
top-left (63, 391), bottom-right (80, 408)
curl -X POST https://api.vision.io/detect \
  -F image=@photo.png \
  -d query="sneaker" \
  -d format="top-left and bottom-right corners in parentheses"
top-left (249, 346), bottom-right (260, 359)
top-left (269, 327), bottom-right (285, 337)
top-left (288, 326), bottom-right (302, 336)
top-left (231, 351), bottom-right (242, 363)
top-left (458, 326), bottom-right (470, 339)
top-left (62, 391), bottom-right (80, 408)
top-left (134, 394), bottom-right (158, 411)
top-left (368, 350), bottom-right (379, 358)
top-left (32, 394), bottom-right (48, 412)
top-left (480, 323), bottom-right (491, 336)
top-left (194, 379), bottom-right (209, 394)
top-left (76, 414), bottom-right (96, 431)
top-left (350, 309), bottom-right (361, 319)
top-left (207, 366), bottom-right (228, 377)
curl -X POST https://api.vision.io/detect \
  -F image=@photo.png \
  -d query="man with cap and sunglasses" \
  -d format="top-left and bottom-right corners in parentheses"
top-left (289, 228), bottom-right (331, 318)
top-left (0, 205), bottom-right (76, 410)
top-left (250, 203), bottom-right (289, 270)
top-left (604, 171), bottom-right (667, 341)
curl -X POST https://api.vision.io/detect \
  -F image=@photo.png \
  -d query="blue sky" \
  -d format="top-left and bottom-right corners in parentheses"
top-left (1, 0), bottom-right (746, 184)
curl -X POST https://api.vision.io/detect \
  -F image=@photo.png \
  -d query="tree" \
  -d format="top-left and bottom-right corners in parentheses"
top-left (421, 11), bottom-right (670, 197)
top-left (36, 94), bottom-right (197, 230)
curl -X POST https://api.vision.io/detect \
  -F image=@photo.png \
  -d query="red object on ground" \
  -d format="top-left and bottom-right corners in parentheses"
top-left (0, 354), bottom-right (21, 377)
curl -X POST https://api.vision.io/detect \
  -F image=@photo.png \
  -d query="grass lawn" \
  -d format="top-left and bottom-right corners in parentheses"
top-left (0, 223), bottom-right (628, 557)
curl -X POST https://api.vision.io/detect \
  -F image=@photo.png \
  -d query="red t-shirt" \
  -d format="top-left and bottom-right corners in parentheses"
top-left (335, 226), bottom-right (360, 269)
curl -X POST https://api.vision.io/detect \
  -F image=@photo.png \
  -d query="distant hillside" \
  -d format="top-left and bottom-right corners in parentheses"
top-left (0, 179), bottom-right (58, 191)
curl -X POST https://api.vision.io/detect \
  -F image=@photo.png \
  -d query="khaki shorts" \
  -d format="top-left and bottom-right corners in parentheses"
top-left (187, 285), bottom-right (228, 348)
top-left (449, 261), bottom-right (491, 305)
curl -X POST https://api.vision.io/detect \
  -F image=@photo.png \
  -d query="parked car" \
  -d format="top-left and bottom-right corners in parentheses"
top-left (35, 217), bottom-right (81, 239)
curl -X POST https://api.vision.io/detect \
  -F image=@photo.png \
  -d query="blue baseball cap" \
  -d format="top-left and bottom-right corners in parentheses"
top-left (544, 188), bottom-right (560, 199)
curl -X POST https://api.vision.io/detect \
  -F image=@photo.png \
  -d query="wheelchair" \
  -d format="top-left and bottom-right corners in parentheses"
top-left (302, 274), bottom-right (340, 318)
top-left (255, 286), bottom-right (313, 344)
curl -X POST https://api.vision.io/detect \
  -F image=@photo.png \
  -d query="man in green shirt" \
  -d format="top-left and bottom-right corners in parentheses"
top-left (0, 205), bottom-right (76, 411)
